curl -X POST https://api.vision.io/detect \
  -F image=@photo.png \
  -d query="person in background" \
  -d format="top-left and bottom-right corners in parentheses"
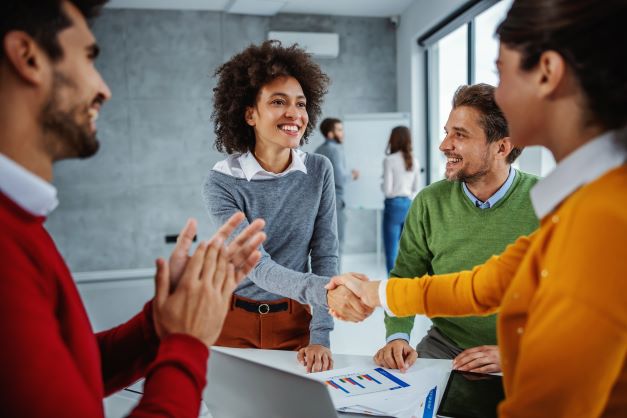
top-left (381, 126), bottom-right (421, 275)
top-left (315, 118), bottom-right (360, 255)
top-left (203, 41), bottom-right (372, 374)
top-left (329, 0), bottom-right (627, 416)
top-left (0, 1), bottom-right (266, 417)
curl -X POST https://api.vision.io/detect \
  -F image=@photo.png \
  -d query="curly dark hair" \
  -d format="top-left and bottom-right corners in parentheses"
top-left (212, 40), bottom-right (330, 154)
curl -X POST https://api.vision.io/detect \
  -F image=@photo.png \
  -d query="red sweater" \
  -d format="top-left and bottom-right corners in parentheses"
top-left (0, 191), bottom-right (209, 417)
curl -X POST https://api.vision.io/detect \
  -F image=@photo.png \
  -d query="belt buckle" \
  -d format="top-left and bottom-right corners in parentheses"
top-left (258, 303), bottom-right (270, 314)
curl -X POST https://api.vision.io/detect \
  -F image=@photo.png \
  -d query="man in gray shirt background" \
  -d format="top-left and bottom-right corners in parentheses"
top-left (315, 118), bottom-right (359, 255)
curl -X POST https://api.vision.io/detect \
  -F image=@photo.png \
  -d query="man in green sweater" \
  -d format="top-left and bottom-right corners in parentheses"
top-left (374, 83), bottom-right (539, 373)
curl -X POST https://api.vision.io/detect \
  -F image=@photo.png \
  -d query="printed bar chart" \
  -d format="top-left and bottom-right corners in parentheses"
top-left (325, 368), bottom-right (411, 397)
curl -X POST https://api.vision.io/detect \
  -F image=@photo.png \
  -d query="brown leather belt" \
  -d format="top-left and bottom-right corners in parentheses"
top-left (234, 298), bottom-right (289, 314)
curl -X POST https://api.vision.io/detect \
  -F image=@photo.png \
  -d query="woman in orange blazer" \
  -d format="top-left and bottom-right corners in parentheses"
top-left (328, 0), bottom-right (627, 417)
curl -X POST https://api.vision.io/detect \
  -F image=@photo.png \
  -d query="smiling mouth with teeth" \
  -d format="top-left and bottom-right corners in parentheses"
top-left (447, 157), bottom-right (462, 163)
top-left (279, 124), bottom-right (300, 132)
top-left (88, 108), bottom-right (99, 122)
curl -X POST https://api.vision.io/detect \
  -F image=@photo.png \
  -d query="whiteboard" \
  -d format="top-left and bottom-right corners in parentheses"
top-left (342, 112), bottom-right (411, 210)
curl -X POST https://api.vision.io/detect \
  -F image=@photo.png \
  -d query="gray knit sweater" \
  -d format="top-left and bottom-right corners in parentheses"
top-left (202, 153), bottom-right (338, 347)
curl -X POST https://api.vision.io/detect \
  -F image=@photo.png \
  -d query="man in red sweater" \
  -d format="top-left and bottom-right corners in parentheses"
top-left (0, 1), bottom-right (267, 417)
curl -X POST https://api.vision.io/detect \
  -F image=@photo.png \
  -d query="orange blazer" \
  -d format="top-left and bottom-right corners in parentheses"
top-left (387, 166), bottom-right (627, 417)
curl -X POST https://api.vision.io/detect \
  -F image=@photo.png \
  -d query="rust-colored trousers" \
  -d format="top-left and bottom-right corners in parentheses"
top-left (214, 295), bottom-right (311, 350)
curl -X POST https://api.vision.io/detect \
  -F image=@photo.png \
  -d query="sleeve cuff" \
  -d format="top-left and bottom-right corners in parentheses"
top-left (147, 333), bottom-right (209, 390)
top-left (379, 279), bottom-right (395, 317)
top-left (142, 300), bottom-right (161, 346)
top-left (309, 331), bottom-right (331, 348)
top-left (315, 276), bottom-right (331, 308)
top-left (386, 332), bottom-right (410, 344)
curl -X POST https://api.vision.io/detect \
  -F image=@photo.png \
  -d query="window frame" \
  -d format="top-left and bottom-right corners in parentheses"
top-left (418, 0), bottom-right (501, 184)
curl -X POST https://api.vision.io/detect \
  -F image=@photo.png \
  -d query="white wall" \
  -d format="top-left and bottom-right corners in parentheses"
top-left (396, 0), bottom-right (465, 186)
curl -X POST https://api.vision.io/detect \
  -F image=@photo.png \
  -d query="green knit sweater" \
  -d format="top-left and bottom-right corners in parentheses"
top-left (385, 170), bottom-right (539, 349)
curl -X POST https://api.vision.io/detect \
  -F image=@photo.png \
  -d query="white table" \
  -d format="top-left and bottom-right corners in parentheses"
top-left (105, 348), bottom-right (452, 418)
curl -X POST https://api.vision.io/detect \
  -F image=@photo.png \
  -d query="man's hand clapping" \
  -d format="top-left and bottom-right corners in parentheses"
top-left (152, 212), bottom-right (266, 347)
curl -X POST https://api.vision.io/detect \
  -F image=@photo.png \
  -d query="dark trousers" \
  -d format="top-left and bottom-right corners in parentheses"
top-left (416, 326), bottom-right (464, 359)
top-left (383, 197), bottom-right (411, 274)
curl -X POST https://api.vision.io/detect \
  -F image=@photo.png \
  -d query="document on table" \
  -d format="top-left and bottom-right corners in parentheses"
top-left (323, 367), bottom-right (411, 397)
top-left (310, 365), bottom-right (448, 417)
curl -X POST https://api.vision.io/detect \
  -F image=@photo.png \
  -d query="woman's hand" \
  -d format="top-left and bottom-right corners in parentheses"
top-left (297, 344), bottom-right (333, 373)
top-left (325, 273), bottom-right (381, 320)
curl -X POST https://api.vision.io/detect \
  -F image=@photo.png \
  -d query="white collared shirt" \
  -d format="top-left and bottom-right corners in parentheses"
top-left (531, 129), bottom-right (627, 219)
top-left (212, 149), bottom-right (308, 181)
top-left (379, 129), bottom-right (627, 316)
top-left (0, 153), bottom-right (58, 217)
top-left (381, 152), bottom-right (421, 199)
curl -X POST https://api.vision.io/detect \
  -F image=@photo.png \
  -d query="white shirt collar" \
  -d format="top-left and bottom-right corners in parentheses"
top-left (238, 148), bottom-right (308, 181)
top-left (0, 153), bottom-right (58, 216)
top-left (530, 129), bottom-right (627, 219)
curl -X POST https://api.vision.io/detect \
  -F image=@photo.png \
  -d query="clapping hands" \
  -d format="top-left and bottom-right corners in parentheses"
top-left (166, 213), bottom-right (264, 292)
top-left (152, 212), bottom-right (266, 347)
top-left (325, 272), bottom-right (381, 322)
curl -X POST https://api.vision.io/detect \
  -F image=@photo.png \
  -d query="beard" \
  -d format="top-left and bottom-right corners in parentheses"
top-left (40, 71), bottom-right (100, 160)
top-left (444, 149), bottom-right (491, 183)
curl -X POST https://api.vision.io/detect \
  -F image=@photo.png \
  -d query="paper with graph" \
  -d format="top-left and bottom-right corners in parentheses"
top-left (323, 367), bottom-right (411, 397)
top-left (311, 364), bottom-right (448, 417)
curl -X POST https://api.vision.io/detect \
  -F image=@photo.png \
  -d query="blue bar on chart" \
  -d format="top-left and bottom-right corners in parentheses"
top-left (324, 368), bottom-right (411, 397)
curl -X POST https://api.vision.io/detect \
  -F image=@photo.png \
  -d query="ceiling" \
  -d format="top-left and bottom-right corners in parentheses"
top-left (105, 0), bottom-right (416, 17)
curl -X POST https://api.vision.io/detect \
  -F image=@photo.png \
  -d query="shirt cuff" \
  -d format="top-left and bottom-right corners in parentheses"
top-left (379, 279), bottom-right (395, 317)
top-left (386, 333), bottom-right (410, 344)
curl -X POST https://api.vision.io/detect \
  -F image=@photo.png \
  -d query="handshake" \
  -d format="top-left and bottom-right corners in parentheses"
top-left (325, 273), bottom-right (383, 322)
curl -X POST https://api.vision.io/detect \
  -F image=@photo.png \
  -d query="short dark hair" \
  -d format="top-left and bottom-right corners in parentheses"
top-left (212, 40), bottom-right (329, 154)
top-left (497, 0), bottom-right (627, 131)
top-left (320, 118), bottom-right (342, 139)
top-left (0, 0), bottom-right (107, 62)
top-left (452, 83), bottom-right (522, 164)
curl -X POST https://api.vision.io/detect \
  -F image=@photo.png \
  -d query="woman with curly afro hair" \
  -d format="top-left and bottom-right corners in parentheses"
top-left (202, 41), bottom-right (370, 373)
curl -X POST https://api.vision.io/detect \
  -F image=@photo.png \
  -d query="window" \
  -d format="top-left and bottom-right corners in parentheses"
top-left (422, 0), bottom-right (554, 183)
top-left (474, 0), bottom-right (513, 85)
top-left (427, 25), bottom-right (468, 183)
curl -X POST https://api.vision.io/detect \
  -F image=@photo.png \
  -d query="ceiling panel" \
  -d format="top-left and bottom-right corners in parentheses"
top-left (227, 0), bottom-right (286, 16)
top-left (281, 0), bottom-right (415, 17)
top-left (106, 0), bottom-right (416, 17)
top-left (106, 0), bottom-right (230, 11)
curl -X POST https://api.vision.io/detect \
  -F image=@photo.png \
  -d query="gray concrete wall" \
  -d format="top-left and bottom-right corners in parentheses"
top-left (46, 9), bottom-right (397, 272)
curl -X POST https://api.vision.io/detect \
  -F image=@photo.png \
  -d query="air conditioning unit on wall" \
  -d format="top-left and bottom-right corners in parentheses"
top-left (267, 31), bottom-right (340, 59)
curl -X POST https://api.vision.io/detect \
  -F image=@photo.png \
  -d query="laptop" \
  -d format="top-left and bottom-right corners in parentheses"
top-left (204, 349), bottom-right (340, 418)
